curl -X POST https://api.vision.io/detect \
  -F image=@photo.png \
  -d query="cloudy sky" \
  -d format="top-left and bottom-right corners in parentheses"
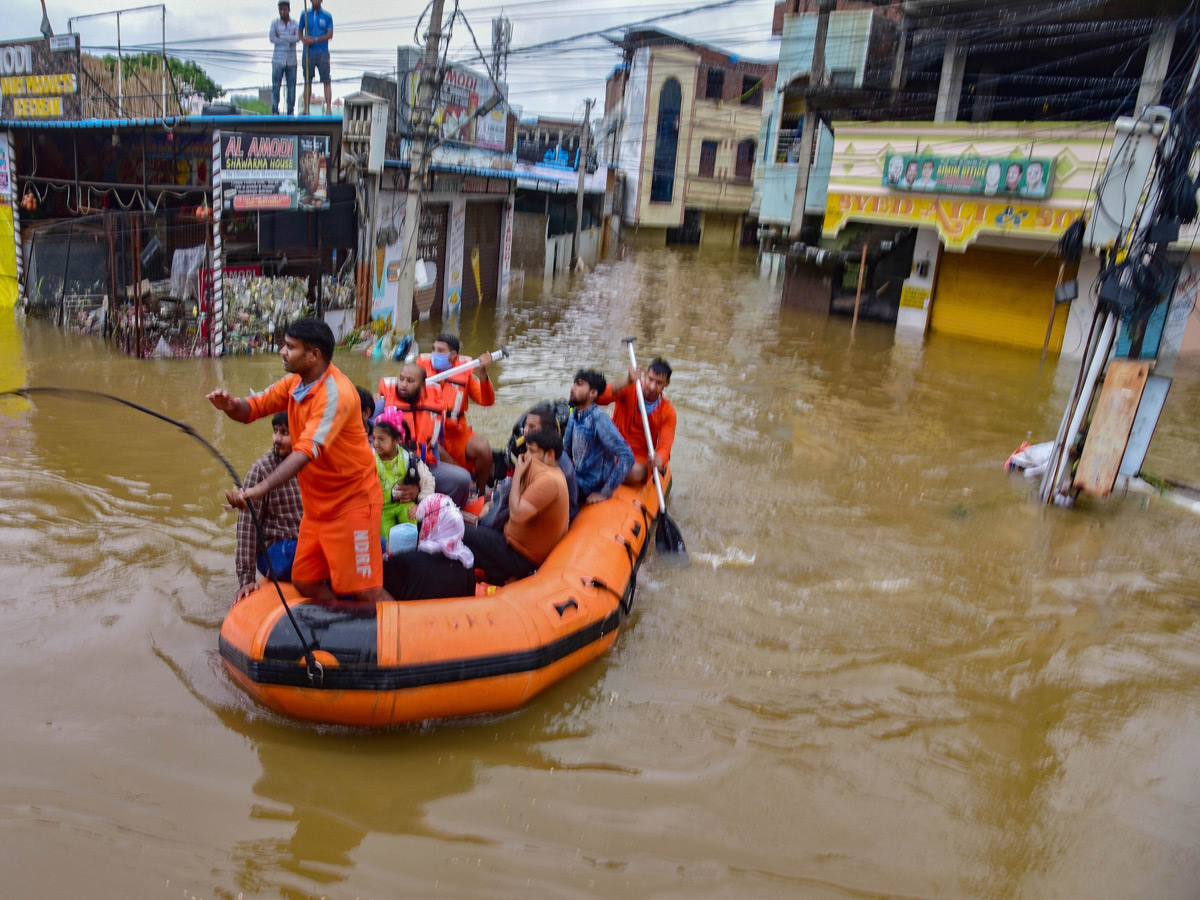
top-left (7, 0), bottom-right (780, 118)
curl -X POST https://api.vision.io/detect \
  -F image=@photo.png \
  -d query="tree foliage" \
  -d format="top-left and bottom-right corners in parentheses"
top-left (98, 52), bottom-right (223, 100)
top-left (231, 94), bottom-right (271, 115)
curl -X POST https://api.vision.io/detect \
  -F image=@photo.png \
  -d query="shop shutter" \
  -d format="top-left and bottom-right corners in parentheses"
top-left (931, 247), bottom-right (1075, 352)
top-left (417, 203), bottom-right (449, 316)
top-left (463, 200), bottom-right (503, 306)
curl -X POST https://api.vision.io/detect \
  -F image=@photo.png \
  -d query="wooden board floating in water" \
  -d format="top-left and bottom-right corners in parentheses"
top-left (1074, 359), bottom-right (1150, 497)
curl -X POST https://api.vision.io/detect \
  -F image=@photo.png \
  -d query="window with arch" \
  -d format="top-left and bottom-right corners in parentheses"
top-left (735, 138), bottom-right (756, 180)
top-left (650, 77), bottom-right (682, 203)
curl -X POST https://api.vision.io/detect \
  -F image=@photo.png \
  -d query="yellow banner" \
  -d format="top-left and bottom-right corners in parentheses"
top-left (824, 192), bottom-right (1082, 251)
top-left (0, 206), bottom-right (16, 307)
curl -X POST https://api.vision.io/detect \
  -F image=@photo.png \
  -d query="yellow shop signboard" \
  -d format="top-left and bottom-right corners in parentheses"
top-left (823, 192), bottom-right (1082, 251)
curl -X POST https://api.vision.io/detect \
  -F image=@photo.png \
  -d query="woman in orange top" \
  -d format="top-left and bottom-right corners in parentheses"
top-left (207, 318), bottom-right (391, 604)
top-left (418, 333), bottom-right (496, 492)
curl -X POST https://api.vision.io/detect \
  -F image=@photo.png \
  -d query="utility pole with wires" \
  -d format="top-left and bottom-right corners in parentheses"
top-left (1037, 46), bottom-right (1200, 506)
top-left (491, 16), bottom-right (512, 83)
top-left (395, 0), bottom-right (446, 327)
top-left (789, 0), bottom-right (832, 238)
top-left (572, 97), bottom-right (593, 271)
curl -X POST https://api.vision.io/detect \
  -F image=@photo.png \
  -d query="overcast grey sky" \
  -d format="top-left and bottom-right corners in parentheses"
top-left (6, 0), bottom-right (780, 118)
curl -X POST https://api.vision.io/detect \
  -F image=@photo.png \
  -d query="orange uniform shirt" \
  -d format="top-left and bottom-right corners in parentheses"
top-left (596, 382), bottom-right (676, 467)
top-left (246, 364), bottom-right (382, 520)
top-left (418, 355), bottom-right (495, 429)
top-left (418, 355), bottom-right (496, 469)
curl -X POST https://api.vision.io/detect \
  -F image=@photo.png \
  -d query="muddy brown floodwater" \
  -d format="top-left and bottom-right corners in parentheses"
top-left (2, 247), bottom-right (1200, 900)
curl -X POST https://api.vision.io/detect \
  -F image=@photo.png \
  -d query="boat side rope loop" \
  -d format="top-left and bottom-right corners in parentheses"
top-left (3, 386), bottom-right (323, 683)
top-left (613, 533), bottom-right (634, 568)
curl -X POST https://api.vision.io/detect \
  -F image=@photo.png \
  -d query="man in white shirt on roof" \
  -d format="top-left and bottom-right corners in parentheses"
top-left (269, 1), bottom-right (299, 116)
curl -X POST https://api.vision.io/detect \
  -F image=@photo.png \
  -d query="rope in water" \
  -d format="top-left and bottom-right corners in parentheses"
top-left (1, 386), bottom-right (322, 683)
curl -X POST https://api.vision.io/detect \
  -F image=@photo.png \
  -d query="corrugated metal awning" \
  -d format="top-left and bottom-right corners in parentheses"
top-left (0, 115), bottom-right (342, 130)
top-left (385, 159), bottom-right (518, 180)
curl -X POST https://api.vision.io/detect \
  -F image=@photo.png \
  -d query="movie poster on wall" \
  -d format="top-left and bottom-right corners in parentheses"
top-left (297, 135), bottom-right (330, 210)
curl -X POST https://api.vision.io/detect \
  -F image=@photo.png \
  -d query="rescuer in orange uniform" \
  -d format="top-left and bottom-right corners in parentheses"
top-left (417, 333), bottom-right (496, 494)
top-left (207, 318), bottom-right (392, 604)
top-left (378, 362), bottom-right (474, 507)
top-left (597, 357), bottom-right (677, 486)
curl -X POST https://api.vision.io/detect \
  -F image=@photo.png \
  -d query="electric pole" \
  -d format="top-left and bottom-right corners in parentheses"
top-left (789, 0), bottom-right (833, 237)
top-left (395, 0), bottom-right (446, 326)
top-left (572, 97), bottom-right (593, 271)
top-left (492, 16), bottom-right (512, 83)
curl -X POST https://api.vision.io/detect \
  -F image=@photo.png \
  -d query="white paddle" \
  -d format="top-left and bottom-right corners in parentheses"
top-left (426, 346), bottom-right (508, 384)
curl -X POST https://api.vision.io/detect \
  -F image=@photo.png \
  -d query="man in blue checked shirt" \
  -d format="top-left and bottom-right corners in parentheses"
top-left (563, 369), bottom-right (634, 506)
top-left (299, 0), bottom-right (334, 114)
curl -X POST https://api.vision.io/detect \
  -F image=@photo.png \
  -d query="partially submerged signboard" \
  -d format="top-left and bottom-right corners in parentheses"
top-left (0, 35), bottom-right (81, 120)
top-left (883, 153), bottom-right (1054, 200)
top-left (219, 133), bottom-right (330, 211)
top-left (397, 47), bottom-right (506, 151)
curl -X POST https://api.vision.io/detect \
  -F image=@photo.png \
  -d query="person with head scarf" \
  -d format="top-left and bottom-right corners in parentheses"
top-left (382, 494), bottom-right (477, 600)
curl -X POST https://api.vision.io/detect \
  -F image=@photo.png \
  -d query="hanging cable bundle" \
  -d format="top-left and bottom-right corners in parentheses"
top-left (1056, 217), bottom-right (1085, 263)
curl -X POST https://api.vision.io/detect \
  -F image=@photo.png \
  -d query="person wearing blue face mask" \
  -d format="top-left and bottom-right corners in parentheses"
top-left (417, 334), bottom-right (497, 494)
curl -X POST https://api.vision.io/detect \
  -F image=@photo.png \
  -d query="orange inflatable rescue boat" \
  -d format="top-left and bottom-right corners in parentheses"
top-left (219, 471), bottom-right (669, 727)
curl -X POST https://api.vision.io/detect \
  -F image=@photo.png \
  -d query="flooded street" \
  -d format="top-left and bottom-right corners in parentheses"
top-left (3, 247), bottom-right (1200, 900)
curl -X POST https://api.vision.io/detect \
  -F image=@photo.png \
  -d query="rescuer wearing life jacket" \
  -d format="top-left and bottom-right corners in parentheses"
top-left (378, 362), bottom-right (474, 507)
top-left (597, 357), bottom-right (676, 486)
top-left (417, 334), bottom-right (496, 494)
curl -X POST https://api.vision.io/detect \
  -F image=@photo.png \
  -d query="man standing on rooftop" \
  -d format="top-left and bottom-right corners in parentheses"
top-left (268, 1), bottom-right (299, 116)
top-left (299, 0), bottom-right (334, 115)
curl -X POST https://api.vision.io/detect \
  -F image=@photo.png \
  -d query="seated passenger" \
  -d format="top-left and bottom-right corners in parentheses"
top-left (383, 494), bottom-right (477, 600)
top-left (417, 334), bottom-right (496, 493)
top-left (378, 363), bottom-right (474, 507)
top-left (480, 403), bottom-right (578, 529)
top-left (562, 368), bottom-right (634, 506)
top-left (462, 428), bottom-right (569, 584)
top-left (356, 385), bottom-right (376, 446)
top-left (233, 412), bottom-right (303, 603)
top-left (372, 409), bottom-right (434, 546)
top-left (598, 357), bottom-right (676, 485)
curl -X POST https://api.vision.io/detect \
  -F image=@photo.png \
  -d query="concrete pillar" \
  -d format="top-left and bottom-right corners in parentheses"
top-left (935, 33), bottom-right (966, 123)
top-left (896, 228), bottom-right (940, 336)
top-left (1135, 19), bottom-right (1176, 111)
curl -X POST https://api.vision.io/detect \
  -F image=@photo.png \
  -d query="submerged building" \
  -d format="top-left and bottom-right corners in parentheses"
top-left (599, 28), bottom-right (777, 248)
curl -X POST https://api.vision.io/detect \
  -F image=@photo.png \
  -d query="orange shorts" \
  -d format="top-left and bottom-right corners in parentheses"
top-left (441, 422), bottom-right (475, 470)
top-left (291, 502), bottom-right (383, 594)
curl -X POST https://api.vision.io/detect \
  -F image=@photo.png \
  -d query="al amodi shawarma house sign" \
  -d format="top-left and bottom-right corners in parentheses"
top-left (0, 36), bottom-right (82, 121)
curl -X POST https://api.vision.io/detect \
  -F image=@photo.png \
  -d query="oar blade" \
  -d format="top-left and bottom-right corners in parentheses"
top-left (655, 512), bottom-right (689, 562)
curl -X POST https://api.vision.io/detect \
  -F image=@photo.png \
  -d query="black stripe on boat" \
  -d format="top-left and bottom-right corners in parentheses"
top-left (219, 608), bottom-right (622, 691)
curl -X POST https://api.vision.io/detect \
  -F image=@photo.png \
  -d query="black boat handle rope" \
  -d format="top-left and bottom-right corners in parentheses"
top-left (2, 386), bottom-right (323, 684)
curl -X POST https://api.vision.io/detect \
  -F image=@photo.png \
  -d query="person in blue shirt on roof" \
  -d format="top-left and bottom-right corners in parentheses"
top-left (299, 0), bottom-right (334, 115)
top-left (562, 369), bottom-right (634, 506)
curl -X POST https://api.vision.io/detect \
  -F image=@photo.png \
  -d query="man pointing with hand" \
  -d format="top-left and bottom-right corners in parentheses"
top-left (207, 318), bottom-right (393, 604)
